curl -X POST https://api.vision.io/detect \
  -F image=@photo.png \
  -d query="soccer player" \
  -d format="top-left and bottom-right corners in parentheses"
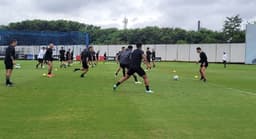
top-left (115, 47), bottom-right (125, 77)
top-left (36, 47), bottom-right (46, 69)
top-left (4, 39), bottom-right (17, 86)
top-left (119, 45), bottom-right (141, 84)
top-left (113, 43), bottom-right (153, 93)
top-left (74, 48), bottom-right (90, 78)
top-left (146, 47), bottom-right (152, 70)
top-left (222, 52), bottom-right (228, 68)
top-left (196, 47), bottom-right (208, 82)
top-left (45, 43), bottom-right (55, 78)
top-left (66, 49), bottom-right (72, 67)
top-left (59, 47), bottom-right (66, 68)
top-left (152, 49), bottom-right (156, 68)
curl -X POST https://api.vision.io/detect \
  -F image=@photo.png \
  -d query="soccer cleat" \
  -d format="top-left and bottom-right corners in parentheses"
top-left (6, 82), bottom-right (14, 87)
top-left (135, 81), bottom-right (142, 84)
top-left (80, 74), bottom-right (86, 78)
top-left (145, 90), bottom-right (154, 94)
top-left (113, 84), bottom-right (117, 91)
top-left (47, 74), bottom-right (54, 78)
top-left (203, 79), bottom-right (207, 82)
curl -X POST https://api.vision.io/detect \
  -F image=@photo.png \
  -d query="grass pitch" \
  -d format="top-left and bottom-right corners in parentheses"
top-left (0, 61), bottom-right (256, 139)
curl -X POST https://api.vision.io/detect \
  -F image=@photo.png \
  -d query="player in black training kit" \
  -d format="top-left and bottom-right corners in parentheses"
top-left (74, 47), bottom-right (91, 77)
top-left (115, 47), bottom-right (125, 77)
top-left (113, 43), bottom-right (153, 93)
top-left (4, 39), bottom-right (17, 86)
top-left (66, 49), bottom-right (72, 67)
top-left (45, 43), bottom-right (54, 78)
top-left (196, 47), bottom-right (208, 82)
top-left (146, 47), bottom-right (152, 70)
top-left (152, 49), bottom-right (156, 68)
top-left (119, 45), bottom-right (141, 84)
top-left (59, 47), bottom-right (66, 68)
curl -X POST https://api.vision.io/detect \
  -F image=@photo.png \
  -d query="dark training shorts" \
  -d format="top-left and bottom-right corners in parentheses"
top-left (60, 57), bottom-right (65, 62)
top-left (120, 64), bottom-right (129, 69)
top-left (82, 61), bottom-right (89, 69)
top-left (5, 61), bottom-right (13, 70)
top-left (127, 67), bottom-right (146, 77)
top-left (38, 59), bottom-right (44, 63)
top-left (200, 62), bottom-right (208, 68)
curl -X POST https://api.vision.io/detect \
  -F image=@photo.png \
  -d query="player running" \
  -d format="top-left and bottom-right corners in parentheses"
top-left (36, 47), bottom-right (46, 69)
top-left (45, 43), bottom-right (55, 78)
top-left (115, 47), bottom-right (125, 77)
top-left (4, 39), bottom-right (17, 86)
top-left (196, 47), bottom-right (208, 82)
top-left (74, 47), bottom-right (90, 78)
top-left (113, 43), bottom-right (153, 93)
top-left (119, 45), bottom-right (141, 84)
top-left (59, 47), bottom-right (66, 68)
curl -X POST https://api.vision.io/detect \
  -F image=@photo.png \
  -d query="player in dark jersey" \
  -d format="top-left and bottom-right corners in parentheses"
top-left (152, 49), bottom-right (156, 68)
top-left (66, 49), bottom-right (72, 67)
top-left (113, 43), bottom-right (153, 93)
top-left (146, 47), bottom-right (152, 70)
top-left (45, 43), bottom-right (55, 78)
top-left (59, 47), bottom-right (66, 68)
top-left (4, 39), bottom-right (17, 86)
top-left (196, 47), bottom-right (208, 82)
top-left (115, 47), bottom-right (125, 77)
top-left (119, 45), bottom-right (141, 84)
top-left (74, 47), bottom-right (90, 78)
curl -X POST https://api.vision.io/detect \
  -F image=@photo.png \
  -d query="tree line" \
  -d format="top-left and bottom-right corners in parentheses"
top-left (0, 15), bottom-right (245, 45)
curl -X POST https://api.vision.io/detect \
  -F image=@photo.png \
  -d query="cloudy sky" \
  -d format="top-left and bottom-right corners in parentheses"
top-left (0, 0), bottom-right (255, 30)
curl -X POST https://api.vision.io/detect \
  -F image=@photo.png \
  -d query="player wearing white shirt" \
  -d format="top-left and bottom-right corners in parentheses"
top-left (222, 52), bottom-right (228, 68)
top-left (36, 47), bottom-right (46, 68)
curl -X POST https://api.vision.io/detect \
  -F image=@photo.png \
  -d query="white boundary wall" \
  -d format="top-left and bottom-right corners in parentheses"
top-left (0, 43), bottom-right (245, 63)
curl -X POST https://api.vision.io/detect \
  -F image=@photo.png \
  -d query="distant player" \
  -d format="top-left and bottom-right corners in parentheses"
top-left (113, 43), bottom-right (153, 93)
top-left (119, 45), bottom-right (141, 84)
top-left (66, 49), bottom-right (72, 67)
top-left (152, 49), bottom-right (156, 68)
top-left (222, 52), bottom-right (228, 68)
top-left (146, 47), bottom-right (152, 70)
top-left (59, 47), bottom-right (66, 68)
top-left (74, 47), bottom-right (90, 78)
top-left (196, 47), bottom-right (208, 82)
top-left (115, 47), bottom-right (125, 77)
top-left (103, 52), bottom-right (107, 63)
top-left (45, 43), bottom-right (55, 78)
top-left (4, 39), bottom-right (17, 86)
top-left (36, 47), bottom-right (46, 69)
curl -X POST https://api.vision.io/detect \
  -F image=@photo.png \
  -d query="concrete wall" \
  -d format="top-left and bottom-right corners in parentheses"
top-left (0, 43), bottom-right (246, 63)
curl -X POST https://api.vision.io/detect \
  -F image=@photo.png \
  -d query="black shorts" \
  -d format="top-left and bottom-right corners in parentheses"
top-left (93, 56), bottom-right (96, 61)
top-left (152, 57), bottom-right (156, 61)
top-left (5, 61), bottom-right (13, 70)
top-left (127, 67), bottom-right (146, 77)
top-left (147, 57), bottom-right (151, 62)
top-left (120, 64), bottom-right (129, 69)
top-left (60, 57), bottom-right (65, 62)
top-left (38, 59), bottom-right (44, 63)
top-left (200, 62), bottom-right (208, 68)
top-left (223, 60), bottom-right (227, 64)
top-left (82, 61), bottom-right (89, 69)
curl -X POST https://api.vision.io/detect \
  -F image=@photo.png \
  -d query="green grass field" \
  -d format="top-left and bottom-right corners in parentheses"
top-left (0, 61), bottom-right (256, 139)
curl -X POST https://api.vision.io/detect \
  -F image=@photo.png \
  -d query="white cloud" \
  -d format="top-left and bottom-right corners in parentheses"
top-left (0, 0), bottom-right (255, 30)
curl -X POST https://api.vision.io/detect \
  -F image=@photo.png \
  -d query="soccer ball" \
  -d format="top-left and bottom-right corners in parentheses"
top-left (173, 75), bottom-right (179, 80)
